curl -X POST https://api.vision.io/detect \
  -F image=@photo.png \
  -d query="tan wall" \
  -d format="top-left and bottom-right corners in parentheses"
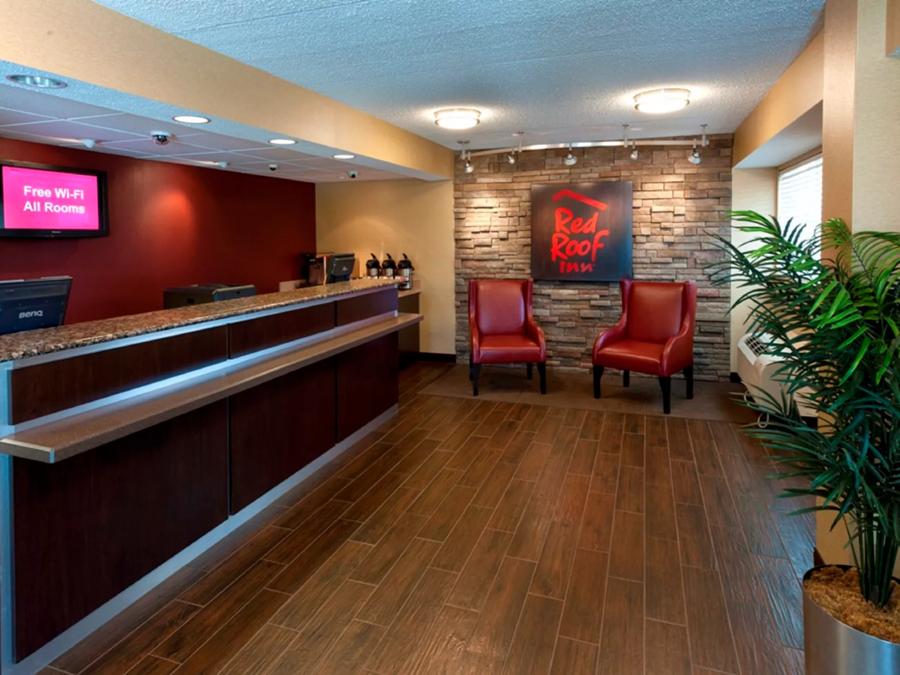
top-left (853, 0), bottom-right (900, 232)
top-left (316, 180), bottom-right (456, 355)
top-left (888, 0), bottom-right (900, 56)
top-left (818, 0), bottom-right (900, 573)
top-left (729, 169), bottom-right (777, 371)
top-left (822, 0), bottom-right (857, 226)
top-left (733, 31), bottom-right (824, 166)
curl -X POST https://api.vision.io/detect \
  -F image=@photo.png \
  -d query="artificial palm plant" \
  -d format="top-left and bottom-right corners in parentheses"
top-left (713, 211), bottom-right (900, 608)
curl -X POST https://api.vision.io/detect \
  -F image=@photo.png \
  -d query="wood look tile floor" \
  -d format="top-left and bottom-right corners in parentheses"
top-left (46, 363), bottom-right (812, 675)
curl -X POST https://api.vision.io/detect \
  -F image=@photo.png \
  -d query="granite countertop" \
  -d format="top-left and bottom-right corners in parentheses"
top-left (0, 278), bottom-right (400, 363)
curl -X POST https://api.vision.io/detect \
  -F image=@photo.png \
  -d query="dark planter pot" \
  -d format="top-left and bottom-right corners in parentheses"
top-left (803, 565), bottom-right (900, 675)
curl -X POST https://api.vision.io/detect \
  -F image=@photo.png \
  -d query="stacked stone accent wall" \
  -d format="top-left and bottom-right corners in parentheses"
top-left (454, 135), bottom-right (733, 381)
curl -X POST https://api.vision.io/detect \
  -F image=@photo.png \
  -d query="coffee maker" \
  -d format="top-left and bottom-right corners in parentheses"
top-left (397, 253), bottom-right (415, 290)
top-left (381, 253), bottom-right (397, 278)
top-left (366, 254), bottom-right (381, 278)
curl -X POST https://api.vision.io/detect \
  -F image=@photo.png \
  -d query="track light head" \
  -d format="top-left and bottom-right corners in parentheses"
top-left (629, 146), bottom-right (639, 161)
top-left (464, 157), bottom-right (475, 173)
top-left (688, 145), bottom-right (702, 165)
top-left (506, 152), bottom-right (517, 165)
top-left (563, 147), bottom-right (577, 167)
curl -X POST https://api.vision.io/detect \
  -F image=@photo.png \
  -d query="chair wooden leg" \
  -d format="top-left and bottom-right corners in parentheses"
top-left (471, 364), bottom-right (481, 396)
top-left (537, 363), bottom-right (547, 394)
top-left (593, 365), bottom-right (604, 399)
top-left (684, 366), bottom-right (694, 399)
top-left (526, 363), bottom-right (533, 380)
top-left (659, 376), bottom-right (672, 414)
top-left (623, 370), bottom-right (630, 388)
top-left (468, 355), bottom-right (474, 381)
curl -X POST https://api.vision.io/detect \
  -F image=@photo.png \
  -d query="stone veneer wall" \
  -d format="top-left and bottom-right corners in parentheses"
top-left (454, 135), bottom-right (733, 381)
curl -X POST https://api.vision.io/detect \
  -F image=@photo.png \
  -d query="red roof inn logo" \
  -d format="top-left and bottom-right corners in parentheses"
top-left (531, 181), bottom-right (633, 282)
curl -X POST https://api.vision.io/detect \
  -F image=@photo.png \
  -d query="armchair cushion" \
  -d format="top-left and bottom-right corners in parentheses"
top-left (593, 339), bottom-right (664, 372)
top-left (479, 334), bottom-right (543, 363)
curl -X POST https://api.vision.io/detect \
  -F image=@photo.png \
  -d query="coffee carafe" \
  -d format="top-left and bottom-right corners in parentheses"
top-left (381, 253), bottom-right (396, 278)
top-left (397, 253), bottom-right (414, 290)
top-left (366, 253), bottom-right (381, 278)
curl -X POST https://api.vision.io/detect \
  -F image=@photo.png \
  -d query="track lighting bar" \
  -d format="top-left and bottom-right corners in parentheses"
top-left (466, 125), bottom-right (711, 158)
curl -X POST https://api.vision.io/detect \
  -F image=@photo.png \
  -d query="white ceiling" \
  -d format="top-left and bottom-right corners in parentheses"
top-left (0, 78), bottom-right (407, 183)
top-left (93, 0), bottom-right (825, 149)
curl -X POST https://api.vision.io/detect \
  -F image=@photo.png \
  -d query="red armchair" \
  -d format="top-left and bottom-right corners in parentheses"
top-left (592, 279), bottom-right (697, 414)
top-left (469, 279), bottom-right (547, 396)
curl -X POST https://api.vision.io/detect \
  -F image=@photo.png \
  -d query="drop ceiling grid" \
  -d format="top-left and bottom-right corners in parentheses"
top-left (0, 83), bottom-right (397, 182)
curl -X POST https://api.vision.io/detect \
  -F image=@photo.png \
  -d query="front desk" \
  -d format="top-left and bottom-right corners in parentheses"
top-left (0, 278), bottom-right (420, 665)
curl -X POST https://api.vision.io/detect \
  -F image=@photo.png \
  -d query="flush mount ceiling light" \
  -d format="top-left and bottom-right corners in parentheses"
top-left (333, 153), bottom-right (355, 160)
top-left (634, 88), bottom-right (691, 114)
top-left (6, 73), bottom-right (67, 89)
top-left (563, 146), bottom-right (577, 167)
top-left (268, 138), bottom-right (296, 145)
top-left (434, 108), bottom-right (481, 130)
top-left (172, 114), bottom-right (210, 124)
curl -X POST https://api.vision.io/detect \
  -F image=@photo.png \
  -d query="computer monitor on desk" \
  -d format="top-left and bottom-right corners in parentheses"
top-left (0, 276), bottom-right (72, 335)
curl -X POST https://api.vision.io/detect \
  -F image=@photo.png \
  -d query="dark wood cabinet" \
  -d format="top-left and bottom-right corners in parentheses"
top-left (336, 332), bottom-right (399, 441)
top-left (335, 287), bottom-right (397, 325)
top-left (229, 359), bottom-right (336, 512)
top-left (12, 402), bottom-right (229, 660)
top-left (10, 327), bottom-right (228, 423)
top-left (228, 302), bottom-right (335, 357)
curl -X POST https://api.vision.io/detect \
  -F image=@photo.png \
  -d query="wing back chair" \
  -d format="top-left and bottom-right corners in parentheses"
top-left (592, 279), bottom-right (696, 414)
top-left (468, 279), bottom-right (547, 396)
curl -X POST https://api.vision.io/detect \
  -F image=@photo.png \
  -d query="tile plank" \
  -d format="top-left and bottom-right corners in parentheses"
top-left (597, 578), bottom-right (643, 675)
top-left (682, 566), bottom-right (740, 673)
top-left (501, 594), bottom-right (563, 675)
top-left (558, 548), bottom-right (608, 643)
top-left (608, 511), bottom-right (644, 582)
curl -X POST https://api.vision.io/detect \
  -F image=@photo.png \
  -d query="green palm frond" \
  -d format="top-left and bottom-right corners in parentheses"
top-left (715, 212), bottom-right (900, 607)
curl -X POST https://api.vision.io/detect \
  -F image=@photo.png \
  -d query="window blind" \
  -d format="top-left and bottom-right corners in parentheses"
top-left (777, 155), bottom-right (822, 241)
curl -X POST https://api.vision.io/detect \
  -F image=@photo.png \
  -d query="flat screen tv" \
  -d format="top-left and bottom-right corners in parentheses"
top-left (0, 160), bottom-right (109, 238)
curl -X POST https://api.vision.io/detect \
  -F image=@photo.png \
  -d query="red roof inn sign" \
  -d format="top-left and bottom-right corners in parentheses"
top-left (530, 182), bottom-right (633, 282)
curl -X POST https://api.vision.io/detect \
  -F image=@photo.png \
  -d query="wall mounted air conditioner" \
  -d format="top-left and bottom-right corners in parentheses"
top-left (736, 332), bottom-right (815, 421)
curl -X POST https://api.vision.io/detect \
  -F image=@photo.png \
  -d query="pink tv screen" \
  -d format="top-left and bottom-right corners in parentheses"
top-left (0, 162), bottom-right (108, 238)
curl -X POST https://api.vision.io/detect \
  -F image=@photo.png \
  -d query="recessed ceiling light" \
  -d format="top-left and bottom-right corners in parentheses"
top-left (434, 108), bottom-right (481, 130)
top-left (634, 88), bottom-right (691, 114)
top-left (172, 114), bottom-right (210, 124)
top-left (333, 153), bottom-right (355, 160)
top-left (6, 74), bottom-right (67, 89)
top-left (268, 138), bottom-right (296, 145)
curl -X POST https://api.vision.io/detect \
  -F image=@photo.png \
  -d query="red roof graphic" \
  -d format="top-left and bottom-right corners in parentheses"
top-left (552, 189), bottom-right (608, 211)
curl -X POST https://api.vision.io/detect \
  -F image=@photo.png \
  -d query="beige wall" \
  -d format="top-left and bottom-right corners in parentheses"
top-left (733, 31), bottom-right (824, 166)
top-left (822, 0), bottom-right (857, 226)
top-left (888, 0), bottom-right (900, 56)
top-left (852, 0), bottom-right (900, 232)
top-left (817, 0), bottom-right (900, 571)
top-left (316, 180), bottom-right (456, 355)
top-left (729, 169), bottom-right (777, 371)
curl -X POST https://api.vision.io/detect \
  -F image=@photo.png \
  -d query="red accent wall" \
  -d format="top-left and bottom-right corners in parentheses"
top-left (0, 138), bottom-right (315, 323)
